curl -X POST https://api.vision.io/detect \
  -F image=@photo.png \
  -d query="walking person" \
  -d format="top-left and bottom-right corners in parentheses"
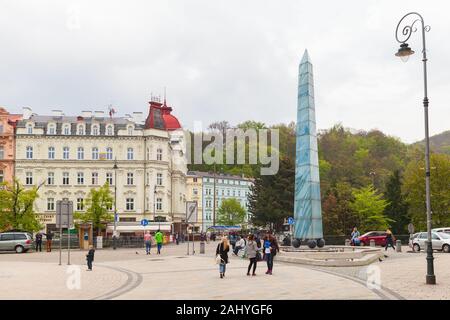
top-left (351, 227), bottom-right (360, 246)
top-left (86, 245), bottom-right (95, 271)
top-left (44, 231), bottom-right (53, 252)
top-left (246, 234), bottom-right (259, 276)
top-left (263, 234), bottom-right (279, 275)
top-left (144, 231), bottom-right (152, 255)
top-left (155, 230), bottom-right (163, 254)
top-left (35, 232), bottom-right (43, 252)
top-left (175, 232), bottom-right (179, 245)
top-left (385, 229), bottom-right (396, 251)
top-left (216, 236), bottom-right (230, 279)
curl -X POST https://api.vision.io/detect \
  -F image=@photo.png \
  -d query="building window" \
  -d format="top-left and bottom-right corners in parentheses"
top-left (0, 170), bottom-right (3, 183)
top-left (238, 190), bottom-right (241, 197)
top-left (126, 198), bottom-right (134, 211)
top-left (63, 125), bottom-right (70, 135)
top-left (227, 189), bottom-right (230, 196)
top-left (106, 147), bottom-right (113, 160)
top-left (27, 124), bottom-right (33, 134)
top-left (92, 125), bottom-right (99, 135)
top-left (77, 125), bottom-right (84, 135)
top-left (193, 188), bottom-right (198, 195)
top-left (128, 126), bottom-right (133, 135)
top-left (47, 198), bottom-right (55, 211)
top-left (77, 172), bottom-right (84, 185)
top-left (106, 172), bottom-right (113, 185)
top-left (127, 172), bottom-right (134, 185)
top-left (26, 172), bottom-right (33, 185)
top-left (47, 172), bottom-right (54, 185)
top-left (26, 146), bottom-right (33, 159)
top-left (77, 147), bottom-right (84, 160)
top-left (63, 147), bottom-right (70, 160)
top-left (106, 125), bottom-right (113, 136)
top-left (221, 189), bottom-right (225, 196)
top-left (62, 172), bottom-right (69, 185)
top-left (77, 198), bottom-right (84, 211)
top-left (48, 147), bottom-right (55, 159)
top-left (0, 146), bottom-right (3, 159)
top-left (156, 198), bottom-right (162, 211)
top-left (47, 125), bottom-right (55, 135)
top-left (127, 148), bottom-right (134, 160)
top-left (193, 177), bottom-right (197, 182)
top-left (157, 173), bottom-right (163, 186)
top-left (91, 172), bottom-right (98, 185)
top-left (157, 148), bottom-right (163, 161)
top-left (92, 147), bottom-right (99, 160)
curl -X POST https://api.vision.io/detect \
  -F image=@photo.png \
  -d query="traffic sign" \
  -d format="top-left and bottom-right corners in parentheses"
top-left (408, 223), bottom-right (415, 234)
top-left (141, 219), bottom-right (149, 226)
top-left (287, 217), bottom-right (295, 225)
top-left (186, 201), bottom-right (198, 223)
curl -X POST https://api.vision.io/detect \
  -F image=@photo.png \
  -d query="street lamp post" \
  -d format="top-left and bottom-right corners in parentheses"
top-left (395, 12), bottom-right (435, 285)
top-left (113, 159), bottom-right (118, 250)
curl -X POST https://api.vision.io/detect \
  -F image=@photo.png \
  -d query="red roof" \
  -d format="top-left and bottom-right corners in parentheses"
top-left (145, 99), bottom-right (181, 130)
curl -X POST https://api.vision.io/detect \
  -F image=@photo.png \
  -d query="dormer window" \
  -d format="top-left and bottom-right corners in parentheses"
top-left (92, 125), bottom-right (99, 136)
top-left (127, 126), bottom-right (133, 135)
top-left (106, 125), bottom-right (113, 136)
top-left (77, 124), bottom-right (85, 135)
top-left (47, 124), bottom-right (56, 135)
top-left (63, 124), bottom-right (70, 135)
top-left (26, 124), bottom-right (33, 134)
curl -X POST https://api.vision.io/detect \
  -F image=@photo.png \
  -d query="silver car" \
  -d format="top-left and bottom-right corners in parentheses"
top-left (0, 232), bottom-right (34, 253)
top-left (432, 227), bottom-right (450, 234)
top-left (410, 232), bottom-right (450, 253)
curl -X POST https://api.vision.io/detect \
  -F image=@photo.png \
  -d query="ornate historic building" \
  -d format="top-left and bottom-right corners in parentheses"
top-left (14, 99), bottom-right (187, 234)
top-left (0, 107), bottom-right (22, 184)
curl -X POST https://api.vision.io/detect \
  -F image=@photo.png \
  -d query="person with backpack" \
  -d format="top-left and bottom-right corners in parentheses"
top-left (216, 236), bottom-right (230, 279)
top-left (155, 230), bottom-right (163, 254)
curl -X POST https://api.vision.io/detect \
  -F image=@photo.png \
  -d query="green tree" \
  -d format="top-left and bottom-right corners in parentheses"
top-left (248, 157), bottom-right (295, 231)
top-left (350, 185), bottom-right (392, 232)
top-left (74, 183), bottom-right (114, 235)
top-left (403, 153), bottom-right (450, 230)
top-left (0, 179), bottom-right (43, 232)
top-left (384, 170), bottom-right (409, 234)
top-left (217, 198), bottom-right (247, 226)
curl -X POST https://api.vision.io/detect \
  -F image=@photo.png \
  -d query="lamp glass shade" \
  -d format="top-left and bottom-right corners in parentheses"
top-left (395, 43), bottom-right (414, 62)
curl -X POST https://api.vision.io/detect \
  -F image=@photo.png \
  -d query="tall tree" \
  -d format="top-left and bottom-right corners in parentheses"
top-left (74, 183), bottom-right (114, 235)
top-left (384, 170), bottom-right (409, 234)
top-left (0, 179), bottom-right (43, 232)
top-left (350, 185), bottom-right (392, 232)
top-left (403, 153), bottom-right (450, 230)
top-left (248, 157), bottom-right (295, 231)
top-left (217, 198), bottom-right (247, 226)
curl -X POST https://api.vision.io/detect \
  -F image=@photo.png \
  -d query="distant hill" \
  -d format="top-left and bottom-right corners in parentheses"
top-left (416, 130), bottom-right (450, 155)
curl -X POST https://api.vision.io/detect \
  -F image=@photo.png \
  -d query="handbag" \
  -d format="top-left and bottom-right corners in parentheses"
top-left (215, 254), bottom-right (222, 264)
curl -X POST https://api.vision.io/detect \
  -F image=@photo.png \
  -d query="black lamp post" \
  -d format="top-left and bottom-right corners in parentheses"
top-left (395, 12), bottom-right (435, 285)
top-left (113, 159), bottom-right (118, 250)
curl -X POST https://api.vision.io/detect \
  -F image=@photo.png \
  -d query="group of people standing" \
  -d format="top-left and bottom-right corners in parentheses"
top-left (215, 233), bottom-right (279, 279)
top-left (34, 231), bottom-right (54, 252)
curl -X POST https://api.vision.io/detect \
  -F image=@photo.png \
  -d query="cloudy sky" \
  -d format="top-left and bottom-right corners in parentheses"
top-left (1, 0), bottom-right (449, 143)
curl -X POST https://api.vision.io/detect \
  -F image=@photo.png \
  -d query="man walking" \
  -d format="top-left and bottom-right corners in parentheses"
top-left (35, 232), bottom-right (43, 252)
top-left (45, 231), bottom-right (53, 252)
top-left (155, 230), bottom-right (163, 254)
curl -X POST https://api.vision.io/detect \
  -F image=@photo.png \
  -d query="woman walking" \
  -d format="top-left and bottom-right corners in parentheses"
top-left (144, 231), bottom-right (152, 255)
top-left (263, 233), bottom-right (279, 275)
top-left (246, 234), bottom-right (259, 276)
top-left (216, 236), bottom-right (230, 279)
top-left (385, 229), bottom-right (396, 251)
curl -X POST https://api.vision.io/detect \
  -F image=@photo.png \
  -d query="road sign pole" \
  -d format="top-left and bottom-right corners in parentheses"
top-left (59, 201), bottom-right (62, 266)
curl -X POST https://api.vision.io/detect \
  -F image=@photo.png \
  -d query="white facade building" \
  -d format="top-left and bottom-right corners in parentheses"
top-left (14, 100), bottom-right (187, 235)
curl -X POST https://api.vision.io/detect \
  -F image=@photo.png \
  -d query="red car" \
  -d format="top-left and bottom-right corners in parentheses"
top-left (358, 231), bottom-right (388, 246)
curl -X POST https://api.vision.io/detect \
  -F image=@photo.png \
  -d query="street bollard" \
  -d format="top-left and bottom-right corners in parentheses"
top-left (396, 240), bottom-right (402, 252)
top-left (370, 239), bottom-right (375, 247)
top-left (345, 239), bottom-right (351, 246)
top-left (200, 241), bottom-right (205, 254)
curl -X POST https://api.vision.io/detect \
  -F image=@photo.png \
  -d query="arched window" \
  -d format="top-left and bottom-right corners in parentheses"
top-left (127, 148), bottom-right (134, 160)
top-left (63, 124), bottom-right (70, 135)
top-left (27, 124), bottom-right (33, 134)
top-left (128, 126), bottom-right (133, 135)
top-left (157, 148), bottom-right (163, 161)
top-left (77, 124), bottom-right (84, 135)
top-left (92, 125), bottom-right (99, 136)
top-left (106, 147), bottom-right (113, 160)
top-left (47, 124), bottom-right (56, 135)
top-left (92, 147), bottom-right (99, 160)
top-left (26, 146), bottom-right (33, 159)
top-left (106, 125), bottom-right (113, 136)
top-left (63, 147), bottom-right (70, 159)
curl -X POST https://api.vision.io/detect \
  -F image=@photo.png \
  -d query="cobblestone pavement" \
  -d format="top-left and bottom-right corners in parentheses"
top-left (0, 243), bottom-right (448, 299)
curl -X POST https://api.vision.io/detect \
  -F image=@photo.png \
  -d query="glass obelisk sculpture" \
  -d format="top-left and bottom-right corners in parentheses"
top-left (293, 50), bottom-right (324, 242)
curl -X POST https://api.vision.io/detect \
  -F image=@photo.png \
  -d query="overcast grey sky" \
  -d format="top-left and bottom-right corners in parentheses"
top-left (1, 0), bottom-right (449, 143)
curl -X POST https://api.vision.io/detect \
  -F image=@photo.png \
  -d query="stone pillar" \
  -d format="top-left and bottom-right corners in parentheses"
top-left (396, 240), bottom-right (402, 252)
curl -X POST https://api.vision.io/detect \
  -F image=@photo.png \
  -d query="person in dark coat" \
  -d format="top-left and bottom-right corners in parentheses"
top-left (216, 236), bottom-right (230, 279)
top-left (263, 234), bottom-right (280, 275)
top-left (86, 245), bottom-right (95, 271)
top-left (35, 232), bottom-right (43, 252)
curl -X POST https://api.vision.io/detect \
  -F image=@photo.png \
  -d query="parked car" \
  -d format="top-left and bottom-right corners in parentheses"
top-left (432, 227), bottom-right (450, 234)
top-left (410, 232), bottom-right (450, 253)
top-left (358, 231), bottom-right (388, 246)
top-left (0, 231), bottom-right (34, 253)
